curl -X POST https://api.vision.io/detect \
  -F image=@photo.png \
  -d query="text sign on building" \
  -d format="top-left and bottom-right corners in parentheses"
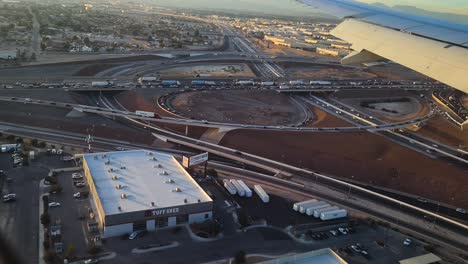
top-left (144, 207), bottom-right (180, 217)
top-left (182, 152), bottom-right (209, 168)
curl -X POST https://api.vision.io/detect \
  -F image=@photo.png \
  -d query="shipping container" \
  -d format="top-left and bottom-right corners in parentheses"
top-left (310, 80), bottom-right (331, 85)
top-left (313, 206), bottom-right (339, 218)
top-left (223, 179), bottom-right (237, 195)
top-left (135, 110), bottom-right (155, 118)
top-left (237, 180), bottom-right (252, 197)
top-left (305, 203), bottom-right (331, 216)
top-left (300, 201), bottom-right (327, 214)
top-left (320, 209), bottom-right (348, 221)
top-left (293, 199), bottom-right (317, 211)
top-left (230, 179), bottom-right (245, 197)
top-left (253, 185), bottom-right (269, 203)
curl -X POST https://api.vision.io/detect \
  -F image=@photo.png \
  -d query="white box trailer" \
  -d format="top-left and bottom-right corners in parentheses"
top-left (320, 209), bottom-right (348, 221)
top-left (230, 179), bottom-right (245, 197)
top-left (237, 180), bottom-right (252, 197)
top-left (293, 199), bottom-right (317, 211)
top-left (253, 185), bottom-right (269, 203)
top-left (305, 203), bottom-right (331, 216)
top-left (300, 201), bottom-right (327, 214)
top-left (223, 179), bottom-right (237, 195)
top-left (1, 144), bottom-right (17, 153)
top-left (313, 206), bottom-right (339, 218)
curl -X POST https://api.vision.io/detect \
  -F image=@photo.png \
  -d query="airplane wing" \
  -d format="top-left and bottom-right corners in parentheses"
top-left (298, 0), bottom-right (468, 94)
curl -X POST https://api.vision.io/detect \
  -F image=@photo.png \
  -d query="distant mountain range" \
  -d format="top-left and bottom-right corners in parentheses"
top-left (370, 3), bottom-right (468, 24)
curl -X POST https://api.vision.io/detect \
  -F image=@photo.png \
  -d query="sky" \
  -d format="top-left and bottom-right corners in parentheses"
top-left (149, 0), bottom-right (468, 18)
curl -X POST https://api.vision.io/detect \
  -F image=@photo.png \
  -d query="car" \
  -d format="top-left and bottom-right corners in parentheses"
top-left (48, 202), bottom-right (60, 207)
top-left (72, 172), bottom-right (81, 177)
top-left (2, 197), bottom-right (16, 203)
top-left (84, 259), bottom-right (99, 264)
top-left (75, 182), bottom-right (86, 187)
top-left (360, 250), bottom-right (370, 259)
top-left (329, 230), bottom-right (338, 236)
top-left (338, 227), bottom-right (348, 235)
top-left (73, 192), bottom-right (81, 198)
top-left (115, 147), bottom-right (126, 151)
top-left (128, 230), bottom-right (147, 240)
top-left (3, 194), bottom-right (16, 199)
top-left (403, 238), bottom-right (412, 246)
top-left (72, 173), bottom-right (83, 179)
top-left (456, 208), bottom-right (466, 214)
top-left (351, 245), bottom-right (360, 253)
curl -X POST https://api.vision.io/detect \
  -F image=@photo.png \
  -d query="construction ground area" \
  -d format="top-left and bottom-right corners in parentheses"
top-left (168, 90), bottom-right (311, 126)
top-left (158, 63), bottom-right (256, 78)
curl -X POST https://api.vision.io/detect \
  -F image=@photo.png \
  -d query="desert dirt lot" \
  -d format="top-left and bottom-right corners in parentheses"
top-left (417, 115), bottom-right (468, 148)
top-left (220, 129), bottom-right (468, 209)
top-left (364, 63), bottom-right (429, 80)
top-left (159, 63), bottom-right (255, 78)
top-left (169, 90), bottom-right (309, 126)
top-left (277, 62), bottom-right (376, 80)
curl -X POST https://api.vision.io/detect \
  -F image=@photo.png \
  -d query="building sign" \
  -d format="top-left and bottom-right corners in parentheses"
top-left (182, 152), bottom-right (209, 168)
top-left (144, 207), bottom-right (180, 217)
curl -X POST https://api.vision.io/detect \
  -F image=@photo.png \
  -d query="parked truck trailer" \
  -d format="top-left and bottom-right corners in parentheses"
top-left (293, 199), bottom-right (317, 212)
top-left (253, 185), bottom-right (269, 203)
top-left (313, 206), bottom-right (339, 218)
top-left (320, 209), bottom-right (348, 221)
top-left (237, 180), bottom-right (252, 197)
top-left (299, 201), bottom-right (327, 214)
top-left (305, 203), bottom-right (331, 216)
top-left (223, 179), bottom-right (237, 195)
top-left (230, 179), bottom-right (245, 197)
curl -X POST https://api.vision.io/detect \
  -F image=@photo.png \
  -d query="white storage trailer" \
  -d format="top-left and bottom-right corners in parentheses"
top-left (91, 81), bottom-right (113, 87)
top-left (253, 185), bottom-right (269, 203)
top-left (230, 179), bottom-right (245, 197)
top-left (305, 203), bottom-right (331, 216)
top-left (320, 209), bottom-right (348, 221)
top-left (313, 206), bottom-right (339, 218)
top-left (293, 199), bottom-right (317, 211)
top-left (299, 201), bottom-right (327, 214)
top-left (223, 179), bottom-right (237, 195)
top-left (237, 180), bottom-right (252, 197)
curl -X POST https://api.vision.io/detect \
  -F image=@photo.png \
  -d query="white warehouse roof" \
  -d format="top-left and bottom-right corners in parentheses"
top-left (83, 150), bottom-right (212, 216)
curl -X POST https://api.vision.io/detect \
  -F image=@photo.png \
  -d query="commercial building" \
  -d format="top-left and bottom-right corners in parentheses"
top-left (258, 248), bottom-right (347, 264)
top-left (83, 150), bottom-right (213, 238)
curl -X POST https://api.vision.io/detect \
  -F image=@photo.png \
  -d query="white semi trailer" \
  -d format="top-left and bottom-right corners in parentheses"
top-left (293, 199), bottom-right (317, 212)
top-left (223, 179), bottom-right (237, 195)
top-left (237, 180), bottom-right (252, 197)
top-left (320, 209), bottom-right (348, 221)
top-left (305, 203), bottom-right (331, 216)
top-left (253, 185), bottom-right (269, 203)
top-left (230, 179), bottom-right (245, 197)
top-left (313, 206), bottom-right (339, 218)
top-left (300, 201), bottom-right (327, 214)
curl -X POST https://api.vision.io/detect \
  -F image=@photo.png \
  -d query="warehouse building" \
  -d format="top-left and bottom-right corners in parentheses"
top-left (82, 150), bottom-right (213, 238)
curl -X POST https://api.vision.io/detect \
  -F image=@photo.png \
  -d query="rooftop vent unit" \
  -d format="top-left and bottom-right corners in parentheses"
top-left (148, 152), bottom-right (153, 156)
top-left (151, 202), bottom-right (155, 207)
top-left (120, 193), bottom-right (127, 199)
top-left (198, 199), bottom-right (201, 203)
top-left (184, 198), bottom-right (188, 204)
top-left (157, 164), bottom-right (163, 168)
top-left (115, 184), bottom-right (123, 189)
top-left (152, 157), bottom-right (157, 161)
top-left (161, 171), bottom-right (169, 176)
top-left (111, 175), bottom-right (118, 180)
top-left (120, 166), bottom-right (126, 170)
top-left (164, 179), bottom-right (174, 184)
top-left (108, 168), bottom-right (114, 173)
top-left (118, 206), bottom-right (122, 211)
top-left (172, 188), bottom-right (182, 192)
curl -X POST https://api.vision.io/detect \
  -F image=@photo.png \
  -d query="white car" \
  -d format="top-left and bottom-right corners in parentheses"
top-left (75, 182), bottom-right (86, 187)
top-left (73, 192), bottom-right (81, 198)
top-left (456, 208), bottom-right (466, 214)
top-left (48, 202), bottom-right (61, 207)
top-left (338, 227), bottom-right (348, 235)
top-left (403, 238), bottom-right (413, 246)
top-left (72, 173), bottom-right (83, 179)
top-left (3, 194), bottom-right (16, 199)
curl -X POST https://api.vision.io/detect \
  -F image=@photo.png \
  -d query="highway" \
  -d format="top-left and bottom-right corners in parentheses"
top-left (0, 96), bottom-right (436, 133)
top-left (305, 94), bottom-right (468, 166)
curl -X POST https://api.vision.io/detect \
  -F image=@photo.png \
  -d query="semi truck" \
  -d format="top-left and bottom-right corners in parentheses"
top-left (135, 110), bottom-right (155, 118)
top-left (138, 77), bottom-right (158, 84)
top-left (223, 179), bottom-right (237, 195)
top-left (91, 81), bottom-right (114, 87)
top-left (191, 80), bottom-right (216, 86)
top-left (320, 209), bottom-right (348, 221)
top-left (161, 80), bottom-right (181, 87)
top-left (253, 185), bottom-right (269, 203)
top-left (237, 180), bottom-right (252, 197)
top-left (305, 203), bottom-right (331, 216)
top-left (230, 179), bottom-right (245, 197)
top-left (313, 206), bottom-right (339, 218)
top-left (300, 201), bottom-right (327, 214)
top-left (293, 199), bottom-right (317, 212)
top-left (310, 80), bottom-right (331, 85)
top-left (236, 80), bottom-right (254, 86)
top-left (260, 81), bottom-right (275, 86)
